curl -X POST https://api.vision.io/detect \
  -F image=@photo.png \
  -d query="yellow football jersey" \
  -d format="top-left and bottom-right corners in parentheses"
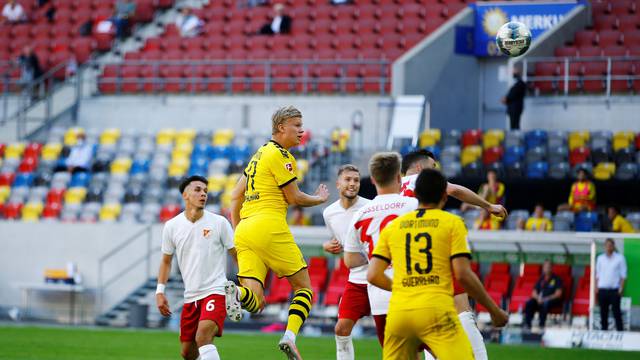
top-left (240, 140), bottom-right (298, 219)
top-left (373, 208), bottom-right (471, 312)
top-left (613, 215), bottom-right (636, 233)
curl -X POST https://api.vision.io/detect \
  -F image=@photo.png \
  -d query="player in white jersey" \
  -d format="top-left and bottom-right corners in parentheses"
top-left (401, 149), bottom-right (508, 360)
top-left (343, 152), bottom-right (420, 346)
top-left (156, 175), bottom-right (242, 360)
top-left (322, 164), bottom-right (370, 360)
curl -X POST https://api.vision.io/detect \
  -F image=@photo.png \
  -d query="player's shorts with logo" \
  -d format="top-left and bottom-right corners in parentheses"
top-left (338, 281), bottom-right (370, 321)
top-left (383, 307), bottom-right (473, 360)
top-left (180, 293), bottom-right (226, 342)
top-left (235, 215), bottom-right (307, 286)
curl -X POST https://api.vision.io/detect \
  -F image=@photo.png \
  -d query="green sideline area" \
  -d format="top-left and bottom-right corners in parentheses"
top-left (1, 326), bottom-right (638, 360)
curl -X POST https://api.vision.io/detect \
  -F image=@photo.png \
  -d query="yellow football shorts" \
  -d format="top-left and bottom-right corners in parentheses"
top-left (383, 307), bottom-right (474, 360)
top-left (234, 215), bottom-right (307, 286)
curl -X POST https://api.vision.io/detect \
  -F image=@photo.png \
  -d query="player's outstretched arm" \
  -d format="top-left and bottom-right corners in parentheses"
top-left (367, 256), bottom-right (392, 291)
top-left (156, 254), bottom-right (173, 317)
top-left (230, 175), bottom-right (247, 229)
top-left (452, 256), bottom-right (508, 328)
top-left (446, 182), bottom-right (508, 219)
top-left (282, 181), bottom-right (329, 207)
top-left (322, 238), bottom-right (343, 254)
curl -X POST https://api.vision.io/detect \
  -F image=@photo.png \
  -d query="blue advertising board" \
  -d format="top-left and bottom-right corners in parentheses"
top-left (472, 1), bottom-right (581, 56)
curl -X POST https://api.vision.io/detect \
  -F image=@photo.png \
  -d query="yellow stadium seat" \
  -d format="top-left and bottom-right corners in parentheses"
top-left (0, 186), bottom-right (10, 204)
top-left (99, 128), bottom-right (121, 145)
top-left (338, 129), bottom-right (351, 152)
top-left (173, 142), bottom-right (194, 156)
top-left (207, 175), bottom-right (226, 193)
top-left (41, 143), bottom-right (63, 161)
top-left (5, 142), bottom-right (25, 159)
top-left (593, 162), bottom-right (616, 181)
top-left (64, 127), bottom-right (85, 146)
top-left (613, 131), bottom-right (634, 151)
top-left (157, 128), bottom-right (176, 145)
top-left (224, 173), bottom-right (241, 191)
top-left (21, 202), bottom-right (44, 221)
top-left (419, 129), bottom-right (441, 148)
top-left (64, 187), bottom-right (87, 204)
top-left (100, 203), bottom-right (122, 221)
top-left (568, 131), bottom-right (590, 150)
top-left (483, 129), bottom-right (505, 149)
top-left (461, 145), bottom-right (482, 166)
top-left (213, 129), bottom-right (235, 146)
top-left (110, 157), bottom-right (133, 174)
top-left (176, 129), bottom-right (196, 142)
top-left (168, 163), bottom-right (188, 177)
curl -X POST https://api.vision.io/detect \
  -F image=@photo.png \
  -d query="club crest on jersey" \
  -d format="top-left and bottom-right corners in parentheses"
top-left (285, 163), bottom-right (293, 173)
top-left (203, 229), bottom-right (211, 238)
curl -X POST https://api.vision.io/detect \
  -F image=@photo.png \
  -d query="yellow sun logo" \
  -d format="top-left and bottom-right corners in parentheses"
top-left (483, 8), bottom-right (509, 36)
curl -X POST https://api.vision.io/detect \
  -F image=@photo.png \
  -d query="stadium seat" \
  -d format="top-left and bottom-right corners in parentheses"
top-left (461, 145), bottom-right (482, 166)
top-left (575, 211), bottom-right (600, 232)
top-left (159, 204), bottom-right (181, 222)
top-left (593, 162), bottom-right (616, 180)
top-left (527, 161), bottom-right (548, 179)
top-left (418, 129), bottom-right (441, 147)
top-left (265, 274), bottom-right (292, 304)
top-left (462, 129), bottom-right (482, 148)
top-left (524, 130), bottom-right (548, 150)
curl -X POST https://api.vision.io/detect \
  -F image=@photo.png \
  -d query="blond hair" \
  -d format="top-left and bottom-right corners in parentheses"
top-left (369, 152), bottom-right (401, 187)
top-left (272, 105), bottom-right (302, 135)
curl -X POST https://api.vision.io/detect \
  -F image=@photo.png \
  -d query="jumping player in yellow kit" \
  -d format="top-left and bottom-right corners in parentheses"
top-left (368, 169), bottom-right (509, 360)
top-left (229, 105), bottom-right (329, 360)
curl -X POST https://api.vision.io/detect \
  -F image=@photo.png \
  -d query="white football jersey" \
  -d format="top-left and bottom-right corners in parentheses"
top-left (344, 193), bottom-right (418, 315)
top-left (161, 211), bottom-right (235, 303)
top-left (400, 174), bottom-right (418, 198)
top-left (323, 196), bottom-right (370, 284)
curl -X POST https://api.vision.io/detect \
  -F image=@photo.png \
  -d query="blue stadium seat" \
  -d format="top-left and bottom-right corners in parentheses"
top-left (130, 159), bottom-right (150, 175)
top-left (506, 161), bottom-right (524, 178)
top-left (14, 172), bottom-right (34, 187)
top-left (192, 143), bottom-right (211, 158)
top-left (69, 172), bottom-right (91, 188)
top-left (575, 211), bottom-right (600, 232)
top-left (526, 161), bottom-right (548, 179)
top-left (400, 145), bottom-right (418, 157)
top-left (424, 145), bottom-right (441, 160)
top-left (209, 145), bottom-right (233, 160)
top-left (525, 130), bottom-right (548, 150)
top-left (503, 146), bottom-right (524, 166)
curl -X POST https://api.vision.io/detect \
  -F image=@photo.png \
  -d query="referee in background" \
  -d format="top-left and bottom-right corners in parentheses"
top-left (596, 238), bottom-right (627, 331)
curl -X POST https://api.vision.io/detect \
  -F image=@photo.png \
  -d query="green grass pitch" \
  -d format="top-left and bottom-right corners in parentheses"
top-left (1, 325), bottom-right (639, 360)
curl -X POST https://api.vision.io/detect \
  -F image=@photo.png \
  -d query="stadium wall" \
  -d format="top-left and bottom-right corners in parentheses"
top-left (77, 95), bottom-right (390, 150)
top-left (392, 7), bottom-right (481, 131)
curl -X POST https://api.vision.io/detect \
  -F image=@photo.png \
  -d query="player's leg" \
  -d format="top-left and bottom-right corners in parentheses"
top-left (194, 293), bottom-right (227, 360)
top-left (285, 268), bottom-right (313, 339)
top-left (234, 238), bottom-right (268, 315)
top-left (195, 320), bottom-right (220, 360)
top-left (179, 302), bottom-right (200, 360)
top-left (523, 298), bottom-right (539, 329)
top-left (454, 293), bottom-right (488, 360)
top-left (180, 342), bottom-right (199, 360)
top-left (372, 314), bottom-right (387, 346)
top-left (334, 281), bottom-right (370, 360)
top-left (419, 309), bottom-right (474, 360)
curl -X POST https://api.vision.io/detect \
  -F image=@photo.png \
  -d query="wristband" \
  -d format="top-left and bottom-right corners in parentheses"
top-left (156, 283), bottom-right (166, 294)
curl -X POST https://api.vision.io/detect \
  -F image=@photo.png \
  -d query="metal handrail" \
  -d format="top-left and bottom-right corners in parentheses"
top-left (97, 225), bottom-right (154, 314)
top-left (521, 55), bottom-right (640, 97)
top-left (91, 58), bottom-right (391, 95)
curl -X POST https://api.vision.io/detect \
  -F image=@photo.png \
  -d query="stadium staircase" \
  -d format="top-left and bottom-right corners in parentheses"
top-left (96, 275), bottom-right (184, 328)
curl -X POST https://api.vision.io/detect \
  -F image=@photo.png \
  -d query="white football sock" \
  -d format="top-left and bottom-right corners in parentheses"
top-left (284, 330), bottom-right (297, 342)
top-left (335, 335), bottom-right (354, 360)
top-left (199, 344), bottom-right (220, 360)
top-left (423, 349), bottom-right (436, 360)
top-left (458, 311), bottom-right (488, 360)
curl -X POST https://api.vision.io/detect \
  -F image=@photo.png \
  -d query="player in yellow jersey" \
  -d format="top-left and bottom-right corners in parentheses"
top-left (368, 169), bottom-right (508, 360)
top-left (229, 105), bottom-right (329, 360)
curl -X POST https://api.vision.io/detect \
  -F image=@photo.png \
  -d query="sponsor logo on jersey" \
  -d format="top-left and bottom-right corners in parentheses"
top-left (203, 229), bottom-right (211, 238)
top-left (285, 163), bottom-right (293, 173)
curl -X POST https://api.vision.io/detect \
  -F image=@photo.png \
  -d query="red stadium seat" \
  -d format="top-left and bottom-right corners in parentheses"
top-left (598, 30), bottom-right (623, 46)
top-left (572, 288), bottom-right (591, 316)
top-left (47, 189), bottom-right (65, 204)
top-left (489, 262), bottom-right (510, 275)
top-left (42, 202), bottom-right (62, 219)
top-left (534, 61), bottom-right (559, 93)
top-left (133, 0), bottom-right (155, 23)
top-left (476, 291), bottom-right (502, 313)
top-left (265, 274), bottom-right (292, 304)
top-left (482, 146), bottom-right (504, 165)
top-left (462, 129), bottom-right (482, 148)
top-left (18, 156), bottom-right (38, 173)
top-left (522, 263), bottom-right (542, 279)
top-left (618, 15), bottom-right (640, 32)
top-left (159, 204), bottom-right (181, 222)
top-left (4, 202), bottom-right (23, 220)
top-left (582, 61), bottom-right (607, 93)
top-left (70, 38), bottom-right (96, 64)
top-left (569, 146), bottom-right (591, 167)
top-left (594, 14), bottom-right (618, 31)
top-left (552, 264), bottom-right (572, 278)
top-left (0, 172), bottom-right (16, 186)
top-left (99, 65), bottom-right (119, 93)
top-left (554, 46), bottom-right (578, 57)
top-left (611, 61), bottom-right (633, 92)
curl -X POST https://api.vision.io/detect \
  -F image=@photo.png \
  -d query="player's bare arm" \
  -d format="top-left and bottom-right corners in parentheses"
top-left (228, 247), bottom-right (238, 264)
top-left (344, 251), bottom-right (368, 269)
top-left (447, 182), bottom-right (508, 219)
top-left (156, 253), bottom-right (173, 317)
top-left (366, 256), bottom-right (392, 292)
top-left (230, 175), bottom-right (247, 229)
top-left (452, 256), bottom-right (509, 327)
top-left (282, 181), bottom-right (329, 207)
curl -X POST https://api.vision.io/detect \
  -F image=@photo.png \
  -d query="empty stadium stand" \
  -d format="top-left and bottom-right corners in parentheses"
top-left (96, 0), bottom-right (474, 94)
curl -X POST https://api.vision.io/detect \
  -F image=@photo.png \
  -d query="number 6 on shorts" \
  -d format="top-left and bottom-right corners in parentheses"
top-left (206, 299), bottom-right (215, 311)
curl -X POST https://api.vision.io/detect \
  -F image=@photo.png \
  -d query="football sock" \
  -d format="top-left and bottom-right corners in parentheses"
top-left (423, 349), bottom-right (436, 360)
top-left (238, 286), bottom-right (261, 313)
top-left (286, 288), bottom-right (313, 337)
top-left (458, 311), bottom-right (488, 360)
top-left (198, 344), bottom-right (220, 360)
top-left (335, 335), bottom-right (354, 360)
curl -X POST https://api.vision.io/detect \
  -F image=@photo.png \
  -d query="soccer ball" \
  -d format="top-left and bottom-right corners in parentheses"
top-left (495, 21), bottom-right (531, 57)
